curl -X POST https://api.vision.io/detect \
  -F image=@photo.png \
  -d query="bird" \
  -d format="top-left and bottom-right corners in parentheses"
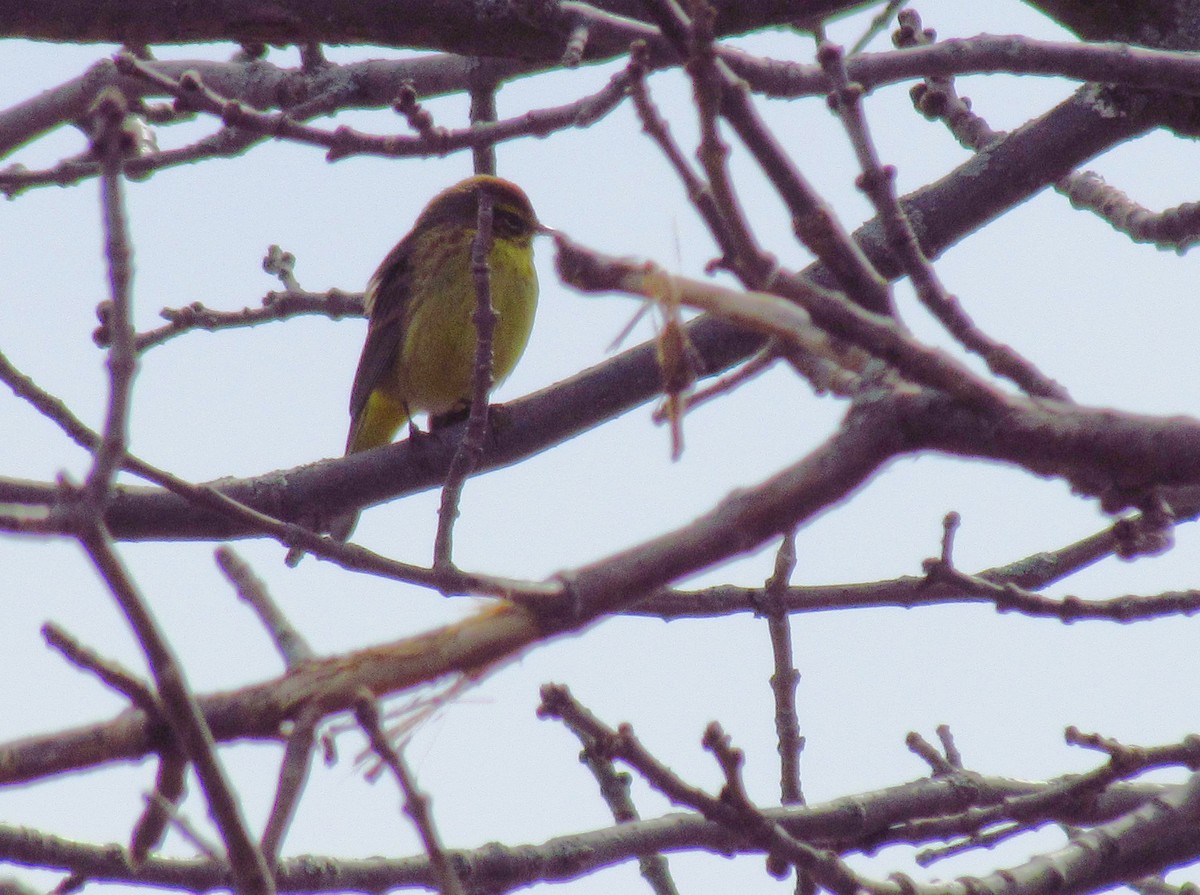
top-left (325, 175), bottom-right (544, 547)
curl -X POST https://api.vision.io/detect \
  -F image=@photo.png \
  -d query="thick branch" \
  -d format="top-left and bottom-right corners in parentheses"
top-left (0, 406), bottom-right (889, 783)
top-left (0, 1), bottom-right (863, 58)
top-left (10, 345), bottom-right (1200, 544)
top-left (0, 82), bottom-right (1160, 542)
top-left (738, 35), bottom-right (1200, 98)
top-left (1025, 0), bottom-right (1200, 48)
top-left (9, 388), bottom-right (1200, 781)
top-left (0, 773), bottom-right (1171, 892)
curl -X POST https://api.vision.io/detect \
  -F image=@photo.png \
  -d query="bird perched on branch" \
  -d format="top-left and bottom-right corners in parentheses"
top-left (334, 174), bottom-right (545, 537)
top-left (288, 175), bottom-right (545, 563)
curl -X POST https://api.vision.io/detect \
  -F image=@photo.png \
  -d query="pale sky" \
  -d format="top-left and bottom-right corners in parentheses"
top-left (2, 3), bottom-right (1199, 894)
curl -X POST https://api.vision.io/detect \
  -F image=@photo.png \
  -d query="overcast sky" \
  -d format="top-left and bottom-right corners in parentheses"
top-left (3, 3), bottom-right (1200, 894)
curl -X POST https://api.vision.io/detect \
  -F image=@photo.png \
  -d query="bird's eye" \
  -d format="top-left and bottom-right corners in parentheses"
top-left (494, 206), bottom-right (528, 237)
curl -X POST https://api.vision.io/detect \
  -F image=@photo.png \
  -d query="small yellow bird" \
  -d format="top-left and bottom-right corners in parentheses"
top-left (328, 175), bottom-right (544, 543)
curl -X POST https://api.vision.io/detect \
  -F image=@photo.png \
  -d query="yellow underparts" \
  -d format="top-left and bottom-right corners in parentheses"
top-left (348, 230), bottom-right (538, 453)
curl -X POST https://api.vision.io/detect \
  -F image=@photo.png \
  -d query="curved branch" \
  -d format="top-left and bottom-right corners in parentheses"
top-left (0, 404), bottom-right (890, 783)
top-left (0, 773), bottom-right (1172, 892)
top-left (0, 54), bottom-right (525, 161)
top-left (127, 289), bottom-right (365, 353)
top-left (633, 501), bottom-right (1200, 620)
top-left (0, 77), bottom-right (1160, 542)
top-left (6, 381), bottom-right (1200, 784)
top-left (0, 53), bottom-right (630, 192)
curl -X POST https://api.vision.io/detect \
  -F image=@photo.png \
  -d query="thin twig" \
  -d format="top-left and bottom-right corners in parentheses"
top-left (0, 767), bottom-right (1181, 892)
top-left (1065, 726), bottom-right (1200, 771)
top-left (906, 731), bottom-right (959, 776)
top-left (914, 821), bottom-right (1026, 866)
top-left (41, 622), bottom-right (158, 715)
top-left (0, 346), bottom-right (342, 565)
top-left (85, 88), bottom-right (137, 506)
top-left (392, 81), bottom-right (447, 148)
top-left (1059, 169), bottom-right (1200, 252)
top-left (652, 345), bottom-right (777, 423)
top-left (761, 531), bottom-right (805, 807)
top-left (78, 520), bottom-right (275, 895)
top-left (893, 11), bottom-right (1002, 152)
top-left (105, 289), bottom-right (365, 354)
top-left (355, 694), bottom-right (463, 895)
top-left (939, 510), bottom-right (960, 565)
top-left (632, 497), bottom-right (1198, 620)
top-left (130, 751), bottom-right (187, 864)
top-left (627, 41), bottom-right (746, 277)
top-left (433, 189), bottom-right (496, 572)
top-left (821, 39), bottom-right (1069, 401)
top-left (0, 348), bottom-right (190, 496)
top-left (1, 52), bottom-right (631, 196)
top-left (680, 2), bottom-right (777, 285)
top-left (141, 790), bottom-right (223, 861)
top-left (542, 686), bottom-right (680, 895)
top-left (68, 114), bottom-right (273, 872)
top-left (731, 28), bottom-right (1200, 99)
top-left (112, 52), bottom-right (631, 166)
top-left (851, 0), bottom-right (907, 55)
top-left (554, 234), bottom-right (1008, 411)
top-left (890, 14), bottom-right (1197, 253)
top-left (468, 68), bottom-right (497, 175)
top-left (261, 705), bottom-right (323, 862)
top-left (261, 244), bottom-right (302, 292)
top-left (216, 545), bottom-right (314, 668)
top-left (761, 530), bottom-right (811, 891)
top-left (936, 725), bottom-right (963, 769)
top-left (539, 683), bottom-right (869, 894)
top-left (899, 732), bottom-right (1200, 865)
top-left (923, 561), bottom-right (1200, 624)
top-left (646, 0), bottom-right (893, 312)
top-left (0, 345), bottom-right (557, 600)
top-left (638, 575), bottom-right (1200, 623)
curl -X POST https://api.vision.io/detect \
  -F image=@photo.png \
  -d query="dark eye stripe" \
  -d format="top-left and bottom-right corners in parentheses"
top-left (493, 205), bottom-right (531, 238)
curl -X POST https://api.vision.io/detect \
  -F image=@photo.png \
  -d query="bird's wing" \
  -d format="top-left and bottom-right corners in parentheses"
top-left (348, 235), bottom-right (414, 426)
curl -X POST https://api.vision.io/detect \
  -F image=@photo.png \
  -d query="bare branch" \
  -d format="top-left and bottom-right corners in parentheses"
top-left (1060, 169), bottom-right (1200, 251)
top-left (545, 686), bottom-right (680, 895)
top-left (821, 39), bottom-right (1070, 400)
top-left (41, 622), bottom-right (158, 715)
top-left (0, 767), bottom-right (1174, 892)
top-left (107, 289), bottom-right (365, 354)
top-left (739, 31), bottom-right (1200, 98)
top-left (761, 531), bottom-right (805, 807)
top-left (355, 695), bottom-right (463, 895)
top-left (130, 752), bottom-right (187, 865)
top-left (260, 706), bottom-right (322, 862)
top-left (85, 88), bottom-right (138, 506)
top-left (77, 520), bottom-right (275, 895)
top-left (553, 233), bottom-right (1003, 409)
top-left (433, 189), bottom-right (496, 571)
top-left (215, 546), bottom-right (314, 668)
top-left (0, 54), bottom-right (633, 195)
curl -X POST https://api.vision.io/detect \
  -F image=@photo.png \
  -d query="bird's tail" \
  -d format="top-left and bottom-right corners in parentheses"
top-left (286, 390), bottom-right (409, 566)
